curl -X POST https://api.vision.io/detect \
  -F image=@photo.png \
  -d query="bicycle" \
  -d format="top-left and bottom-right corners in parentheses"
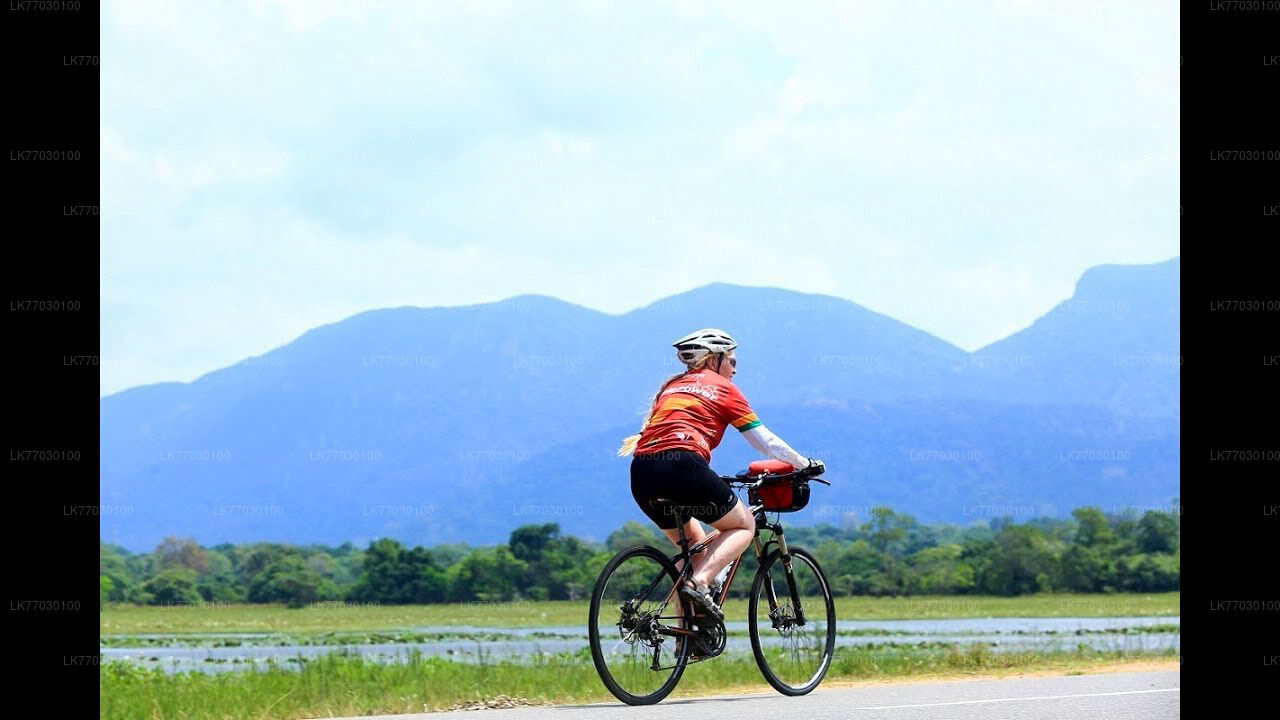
top-left (588, 459), bottom-right (836, 705)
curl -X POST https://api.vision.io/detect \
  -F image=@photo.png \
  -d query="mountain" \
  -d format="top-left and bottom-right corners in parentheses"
top-left (100, 258), bottom-right (1179, 551)
top-left (489, 398), bottom-right (1178, 544)
top-left (961, 257), bottom-right (1180, 419)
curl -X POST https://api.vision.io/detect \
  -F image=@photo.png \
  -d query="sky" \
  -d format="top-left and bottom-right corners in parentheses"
top-left (101, 0), bottom-right (1179, 397)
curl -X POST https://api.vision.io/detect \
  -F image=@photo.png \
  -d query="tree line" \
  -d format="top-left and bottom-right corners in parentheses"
top-left (100, 502), bottom-right (1179, 608)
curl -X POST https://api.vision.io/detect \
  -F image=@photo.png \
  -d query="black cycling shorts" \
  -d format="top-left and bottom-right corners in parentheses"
top-left (631, 449), bottom-right (739, 530)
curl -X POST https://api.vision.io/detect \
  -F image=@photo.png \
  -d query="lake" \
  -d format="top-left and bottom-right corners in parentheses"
top-left (100, 615), bottom-right (1179, 674)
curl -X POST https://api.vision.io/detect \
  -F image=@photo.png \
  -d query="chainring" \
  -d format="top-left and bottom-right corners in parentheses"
top-left (690, 618), bottom-right (727, 659)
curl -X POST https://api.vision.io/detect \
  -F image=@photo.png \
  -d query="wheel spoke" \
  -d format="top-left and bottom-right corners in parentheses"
top-left (589, 547), bottom-right (689, 705)
top-left (748, 548), bottom-right (835, 695)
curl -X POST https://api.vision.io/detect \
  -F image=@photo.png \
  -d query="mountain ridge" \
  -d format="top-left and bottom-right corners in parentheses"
top-left (100, 258), bottom-right (1179, 551)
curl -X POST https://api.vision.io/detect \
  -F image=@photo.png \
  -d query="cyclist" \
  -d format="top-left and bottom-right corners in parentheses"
top-left (619, 328), bottom-right (823, 621)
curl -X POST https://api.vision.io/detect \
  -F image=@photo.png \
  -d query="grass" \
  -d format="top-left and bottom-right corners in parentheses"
top-left (100, 592), bottom-right (1179, 636)
top-left (99, 629), bottom-right (582, 648)
top-left (99, 622), bottom-right (1182, 649)
top-left (99, 593), bottom-right (1180, 718)
top-left (100, 645), bottom-right (1180, 720)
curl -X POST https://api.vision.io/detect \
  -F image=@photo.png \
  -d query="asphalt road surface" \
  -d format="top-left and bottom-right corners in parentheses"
top-left (320, 669), bottom-right (1178, 719)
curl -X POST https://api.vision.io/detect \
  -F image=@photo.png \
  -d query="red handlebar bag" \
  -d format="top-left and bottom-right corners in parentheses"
top-left (747, 459), bottom-right (795, 474)
top-left (746, 460), bottom-right (810, 512)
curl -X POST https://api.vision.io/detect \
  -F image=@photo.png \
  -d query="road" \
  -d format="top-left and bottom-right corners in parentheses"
top-left (319, 669), bottom-right (1178, 719)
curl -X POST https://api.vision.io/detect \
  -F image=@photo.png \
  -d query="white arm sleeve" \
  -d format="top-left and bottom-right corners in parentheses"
top-left (741, 424), bottom-right (811, 470)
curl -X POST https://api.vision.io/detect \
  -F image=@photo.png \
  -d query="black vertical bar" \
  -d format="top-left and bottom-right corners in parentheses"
top-left (1184, 0), bottom-right (1280, 708)
top-left (1, 0), bottom-right (100, 715)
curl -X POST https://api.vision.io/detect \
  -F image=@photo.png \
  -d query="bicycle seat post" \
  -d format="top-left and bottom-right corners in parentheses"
top-left (652, 498), bottom-right (692, 556)
top-left (666, 502), bottom-right (695, 579)
top-left (676, 512), bottom-right (694, 578)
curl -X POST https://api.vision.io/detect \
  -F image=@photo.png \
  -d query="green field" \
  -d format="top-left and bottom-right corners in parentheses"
top-left (100, 593), bottom-right (1179, 719)
top-left (101, 592), bottom-right (1178, 635)
top-left (101, 646), bottom-right (1179, 720)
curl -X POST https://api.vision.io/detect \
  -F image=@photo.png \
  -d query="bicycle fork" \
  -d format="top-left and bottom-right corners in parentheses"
top-left (759, 526), bottom-right (808, 628)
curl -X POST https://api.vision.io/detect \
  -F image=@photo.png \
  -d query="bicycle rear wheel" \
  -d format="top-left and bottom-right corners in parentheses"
top-left (588, 546), bottom-right (691, 705)
top-left (747, 546), bottom-right (836, 695)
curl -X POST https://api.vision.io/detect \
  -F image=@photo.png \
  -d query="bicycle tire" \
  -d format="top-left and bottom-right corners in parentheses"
top-left (747, 546), bottom-right (836, 696)
top-left (588, 545), bottom-right (691, 705)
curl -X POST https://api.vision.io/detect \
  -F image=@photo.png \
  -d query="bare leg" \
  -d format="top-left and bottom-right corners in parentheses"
top-left (662, 518), bottom-right (708, 627)
top-left (662, 518), bottom-right (709, 576)
top-left (687, 501), bottom-right (755, 588)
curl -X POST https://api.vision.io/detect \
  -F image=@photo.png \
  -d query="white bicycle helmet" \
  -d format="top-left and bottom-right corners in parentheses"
top-left (672, 328), bottom-right (738, 365)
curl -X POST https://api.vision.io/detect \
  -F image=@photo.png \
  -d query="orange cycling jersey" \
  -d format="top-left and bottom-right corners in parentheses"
top-left (634, 368), bottom-right (762, 461)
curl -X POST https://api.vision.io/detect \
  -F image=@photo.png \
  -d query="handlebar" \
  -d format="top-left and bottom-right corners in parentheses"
top-left (721, 463), bottom-right (831, 488)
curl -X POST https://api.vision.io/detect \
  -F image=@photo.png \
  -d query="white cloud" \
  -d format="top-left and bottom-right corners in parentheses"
top-left (100, 0), bottom-right (1178, 395)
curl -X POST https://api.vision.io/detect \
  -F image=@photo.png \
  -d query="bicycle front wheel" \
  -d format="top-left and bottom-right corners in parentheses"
top-left (747, 546), bottom-right (836, 695)
top-left (588, 545), bottom-right (691, 705)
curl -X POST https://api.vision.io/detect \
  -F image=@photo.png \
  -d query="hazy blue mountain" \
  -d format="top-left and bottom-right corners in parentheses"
top-left (493, 399), bottom-right (1179, 544)
top-left (100, 258), bottom-right (1179, 551)
top-left (959, 257), bottom-right (1180, 419)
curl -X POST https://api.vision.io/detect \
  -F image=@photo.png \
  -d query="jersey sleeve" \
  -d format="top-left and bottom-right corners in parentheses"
top-left (742, 424), bottom-right (811, 469)
top-left (719, 383), bottom-right (762, 432)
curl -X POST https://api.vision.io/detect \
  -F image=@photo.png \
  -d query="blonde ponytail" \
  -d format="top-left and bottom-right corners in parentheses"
top-left (617, 356), bottom-right (713, 457)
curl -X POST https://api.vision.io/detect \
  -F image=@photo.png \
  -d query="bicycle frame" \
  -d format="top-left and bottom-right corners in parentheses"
top-left (667, 510), bottom-right (771, 603)
top-left (649, 481), bottom-right (808, 643)
top-left (595, 465), bottom-right (833, 697)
